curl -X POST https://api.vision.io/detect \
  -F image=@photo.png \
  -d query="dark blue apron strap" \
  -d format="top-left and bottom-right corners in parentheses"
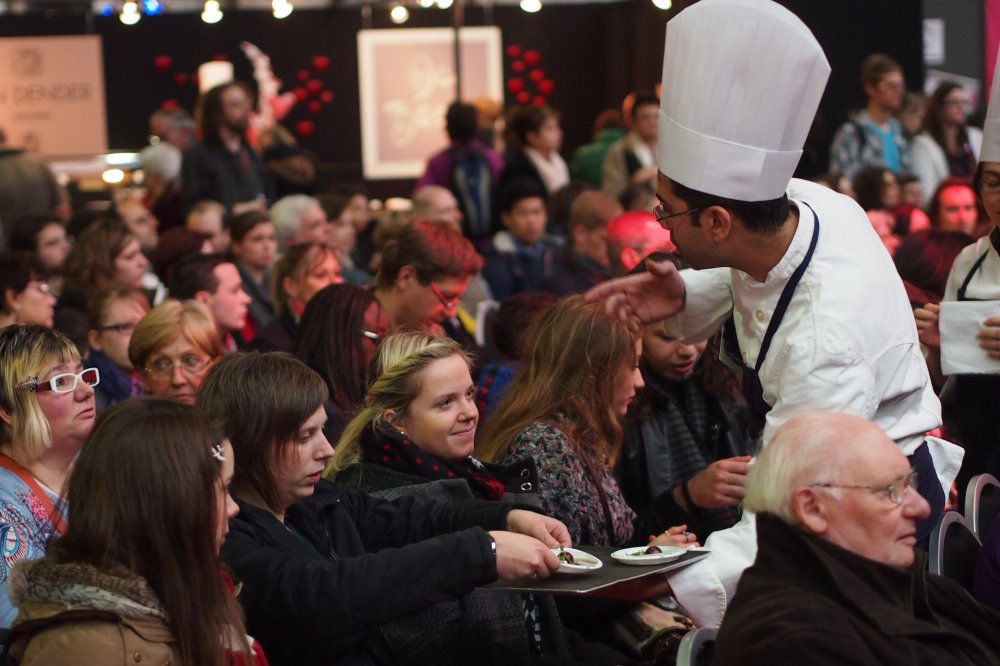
top-left (957, 250), bottom-right (990, 302)
top-left (909, 442), bottom-right (945, 546)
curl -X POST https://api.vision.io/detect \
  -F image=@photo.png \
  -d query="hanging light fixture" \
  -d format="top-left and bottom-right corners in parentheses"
top-left (389, 3), bottom-right (409, 23)
top-left (651, 0), bottom-right (672, 9)
top-left (201, 0), bottom-right (223, 23)
top-left (417, 0), bottom-right (434, 8)
top-left (436, 0), bottom-right (454, 9)
top-left (272, 0), bottom-right (293, 18)
top-left (119, 0), bottom-right (140, 24)
top-left (520, 0), bottom-right (541, 12)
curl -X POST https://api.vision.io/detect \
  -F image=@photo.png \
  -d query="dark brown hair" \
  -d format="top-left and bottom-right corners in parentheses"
top-left (49, 398), bottom-right (249, 666)
top-left (62, 219), bottom-right (136, 291)
top-left (197, 81), bottom-right (254, 148)
top-left (197, 352), bottom-right (328, 512)
top-left (376, 220), bottom-right (483, 288)
top-left (478, 295), bottom-right (638, 467)
top-left (860, 53), bottom-right (902, 90)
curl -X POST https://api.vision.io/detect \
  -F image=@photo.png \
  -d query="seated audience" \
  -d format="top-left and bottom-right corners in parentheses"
top-left (927, 176), bottom-right (979, 236)
top-left (85, 288), bottom-right (148, 411)
top-left (149, 226), bottom-right (212, 286)
top-left (128, 299), bottom-right (223, 405)
top-left (893, 228), bottom-right (972, 309)
top-left (374, 220), bottom-right (482, 338)
top-left (229, 210), bottom-right (278, 336)
top-left (713, 412), bottom-right (1000, 665)
top-left (0, 252), bottom-right (55, 329)
top-left (269, 194), bottom-right (330, 253)
top-left (296, 283), bottom-right (391, 440)
top-left (251, 242), bottom-right (342, 353)
top-left (853, 166), bottom-right (930, 255)
top-left (114, 188), bottom-right (160, 256)
top-left (57, 219), bottom-right (150, 351)
top-left (0, 325), bottom-right (98, 628)
top-left (605, 210), bottom-right (675, 277)
top-left (139, 142), bottom-right (184, 232)
top-left (317, 190), bottom-right (373, 285)
top-left (475, 292), bottom-right (559, 417)
top-left (500, 105), bottom-right (569, 199)
top-left (601, 91), bottom-right (659, 200)
top-left (569, 109), bottom-right (627, 189)
top-left (5, 398), bottom-right (267, 665)
top-left (411, 185), bottom-right (464, 231)
top-left (543, 191), bottom-right (620, 295)
top-left (197, 351), bottom-right (571, 666)
top-left (186, 200), bottom-right (230, 254)
top-left (911, 81), bottom-right (982, 203)
top-left (7, 215), bottom-right (70, 296)
top-left (479, 296), bottom-right (692, 550)
top-left (620, 326), bottom-right (752, 541)
top-left (482, 178), bottom-right (558, 300)
top-left (168, 254), bottom-right (251, 352)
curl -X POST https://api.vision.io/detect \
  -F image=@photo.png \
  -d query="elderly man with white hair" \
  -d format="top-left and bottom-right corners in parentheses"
top-left (269, 194), bottom-right (330, 253)
top-left (713, 412), bottom-right (1000, 665)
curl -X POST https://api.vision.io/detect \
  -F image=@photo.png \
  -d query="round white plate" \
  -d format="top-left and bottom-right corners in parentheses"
top-left (611, 546), bottom-right (688, 566)
top-left (550, 547), bottom-right (603, 574)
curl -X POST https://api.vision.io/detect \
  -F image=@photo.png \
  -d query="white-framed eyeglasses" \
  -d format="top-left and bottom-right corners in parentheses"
top-left (17, 368), bottom-right (100, 394)
top-left (811, 470), bottom-right (918, 506)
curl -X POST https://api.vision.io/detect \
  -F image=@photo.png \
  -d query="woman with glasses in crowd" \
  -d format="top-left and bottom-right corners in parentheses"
top-left (0, 324), bottom-right (98, 628)
top-left (128, 299), bottom-right (224, 405)
top-left (5, 398), bottom-right (268, 666)
top-left (0, 252), bottom-right (56, 330)
top-left (85, 288), bottom-right (149, 412)
top-left (911, 81), bottom-right (982, 204)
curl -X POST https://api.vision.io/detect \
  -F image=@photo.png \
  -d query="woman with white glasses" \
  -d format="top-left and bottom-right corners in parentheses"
top-left (0, 324), bottom-right (98, 628)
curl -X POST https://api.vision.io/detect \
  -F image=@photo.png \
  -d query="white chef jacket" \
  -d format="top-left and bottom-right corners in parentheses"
top-left (944, 233), bottom-right (1000, 301)
top-left (663, 178), bottom-right (963, 628)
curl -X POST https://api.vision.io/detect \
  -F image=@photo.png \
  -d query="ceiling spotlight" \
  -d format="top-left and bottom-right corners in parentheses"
top-left (651, 0), bottom-right (672, 8)
top-left (389, 3), bottom-right (409, 23)
top-left (436, 0), bottom-right (453, 9)
top-left (143, 0), bottom-right (163, 15)
top-left (201, 0), bottom-right (223, 23)
top-left (101, 169), bottom-right (126, 185)
top-left (120, 0), bottom-right (140, 24)
top-left (519, 0), bottom-right (541, 12)
top-left (272, 0), bottom-right (293, 18)
top-left (417, 0), bottom-right (434, 7)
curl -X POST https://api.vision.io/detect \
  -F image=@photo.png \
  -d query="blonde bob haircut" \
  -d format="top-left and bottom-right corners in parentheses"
top-left (328, 332), bottom-right (472, 476)
top-left (0, 325), bottom-right (80, 462)
top-left (128, 299), bottom-right (224, 373)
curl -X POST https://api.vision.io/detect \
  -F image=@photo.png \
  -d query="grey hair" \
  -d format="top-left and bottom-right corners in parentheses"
top-left (139, 143), bottom-right (182, 181)
top-left (270, 194), bottom-right (322, 252)
top-left (744, 410), bottom-right (865, 524)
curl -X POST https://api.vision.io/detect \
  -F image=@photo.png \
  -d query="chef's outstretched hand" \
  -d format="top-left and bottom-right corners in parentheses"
top-left (585, 258), bottom-right (686, 333)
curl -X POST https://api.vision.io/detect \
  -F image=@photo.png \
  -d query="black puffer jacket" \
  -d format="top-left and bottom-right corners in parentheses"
top-left (222, 480), bottom-right (510, 666)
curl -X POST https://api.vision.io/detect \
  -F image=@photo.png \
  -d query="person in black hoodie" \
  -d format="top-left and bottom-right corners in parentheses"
top-left (197, 351), bottom-right (573, 666)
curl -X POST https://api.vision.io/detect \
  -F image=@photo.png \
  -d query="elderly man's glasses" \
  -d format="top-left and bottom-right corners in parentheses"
top-left (17, 368), bottom-right (100, 394)
top-left (653, 204), bottom-right (705, 228)
top-left (429, 282), bottom-right (460, 310)
top-left (146, 354), bottom-right (210, 377)
top-left (811, 470), bottom-right (918, 506)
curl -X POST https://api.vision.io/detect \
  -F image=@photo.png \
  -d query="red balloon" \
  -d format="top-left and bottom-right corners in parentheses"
top-left (296, 120), bottom-right (315, 138)
top-left (506, 78), bottom-right (525, 94)
top-left (307, 79), bottom-right (323, 94)
top-left (161, 99), bottom-right (179, 110)
top-left (312, 55), bottom-right (331, 72)
top-left (538, 80), bottom-right (555, 95)
top-left (512, 61), bottom-right (525, 73)
top-left (297, 69), bottom-right (310, 82)
top-left (294, 88), bottom-right (309, 103)
top-left (505, 45), bottom-right (522, 58)
top-left (516, 91), bottom-right (531, 104)
top-left (529, 69), bottom-right (544, 82)
top-left (173, 72), bottom-right (190, 86)
top-left (307, 101), bottom-right (322, 115)
top-left (532, 96), bottom-right (546, 107)
top-left (523, 50), bottom-right (541, 66)
top-left (153, 55), bottom-right (172, 73)
top-left (320, 90), bottom-right (335, 103)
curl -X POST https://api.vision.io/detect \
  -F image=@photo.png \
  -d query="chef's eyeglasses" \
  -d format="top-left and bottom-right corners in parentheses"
top-left (652, 204), bottom-right (705, 228)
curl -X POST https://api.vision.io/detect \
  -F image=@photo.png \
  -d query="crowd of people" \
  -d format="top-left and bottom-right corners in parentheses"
top-left (0, 0), bottom-right (1000, 663)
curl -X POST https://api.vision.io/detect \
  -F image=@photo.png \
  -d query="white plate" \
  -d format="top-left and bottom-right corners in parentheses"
top-left (550, 547), bottom-right (603, 574)
top-left (611, 546), bottom-right (690, 565)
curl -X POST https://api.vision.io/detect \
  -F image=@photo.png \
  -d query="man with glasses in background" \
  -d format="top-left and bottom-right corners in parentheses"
top-left (830, 53), bottom-right (914, 182)
top-left (713, 412), bottom-right (1000, 665)
top-left (586, 0), bottom-right (960, 628)
top-left (373, 220), bottom-right (482, 349)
